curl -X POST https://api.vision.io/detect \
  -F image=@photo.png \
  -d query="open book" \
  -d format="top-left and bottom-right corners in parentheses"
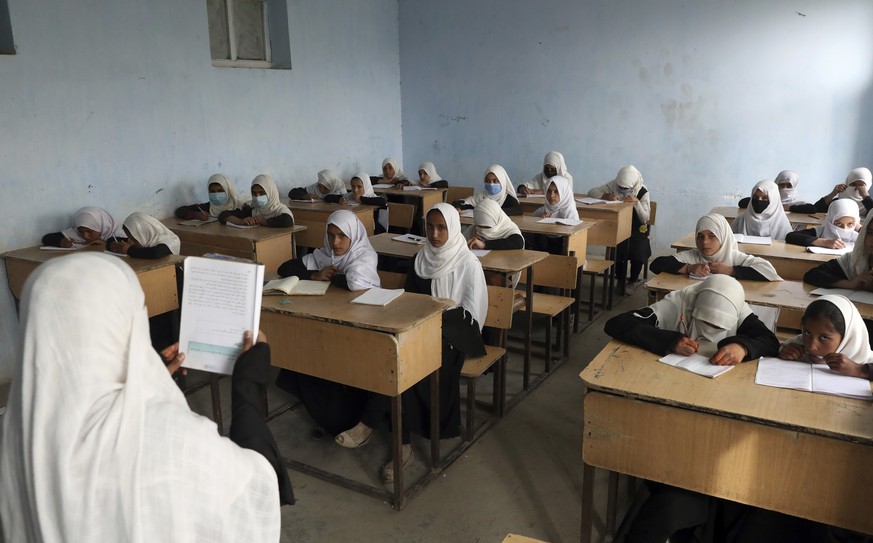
top-left (755, 357), bottom-right (872, 400)
top-left (263, 276), bottom-right (330, 296)
top-left (810, 287), bottom-right (873, 305)
top-left (733, 234), bottom-right (771, 245)
top-left (537, 217), bottom-right (583, 226)
top-left (351, 288), bottom-right (404, 306)
top-left (575, 197), bottom-right (623, 205)
top-left (807, 245), bottom-right (852, 255)
top-left (659, 353), bottom-right (735, 378)
top-left (402, 185), bottom-right (437, 191)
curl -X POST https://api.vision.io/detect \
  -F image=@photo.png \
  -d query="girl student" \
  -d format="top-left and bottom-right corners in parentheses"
top-left (810, 166), bottom-right (873, 216)
top-left (42, 206), bottom-right (125, 248)
top-left (379, 157), bottom-right (408, 187)
top-left (649, 213), bottom-right (781, 281)
top-left (517, 150), bottom-right (573, 195)
top-left (108, 212), bottom-right (181, 259)
top-left (779, 294), bottom-right (873, 380)
top-left (465, 198), bottom-right (524, 285)
top-left (274, 211), bottom-right (381, 436)
top-left (219, 175), bottom-right (294, 228)
top-left (287, 169), bottom-right (346, 201)
top-left (731, 179), bottom-right (793, 240)
top-left (174, 173), bottom-right (247, 221)
top-left (416, 162), bottom-right (449, 188)
top-left (804, 210), bottom-right (873, 291)
top-left (323, 171), bottom-right (388, 233)
top-left (785, 199), bottom-right (859, 249)
top-left (588, 165), bottom-right (652, 295)
top-left (738, 170), bottom-right (814, 213)
top-left (453, 164), bottom-right (523, 216)
top-left (334, 204), bottom-right (487, 483)
top-left (525, 175), bottom-right (579, 254)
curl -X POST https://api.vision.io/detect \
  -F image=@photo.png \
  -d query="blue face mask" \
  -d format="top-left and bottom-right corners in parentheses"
top-left (209, 192), bottom-right (228, 206)
top-left (484, 183), bottom-right (502, 196)
top-left (252, 195), bottom-right (269, 208)
top-left (617, 187), bottom-right (633, 197)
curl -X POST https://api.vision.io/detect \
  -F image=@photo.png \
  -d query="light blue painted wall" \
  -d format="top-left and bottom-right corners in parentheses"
top-left (0, 0), bottom-right (403, 380)
top-left (399, 0), bottom-right (873, 252)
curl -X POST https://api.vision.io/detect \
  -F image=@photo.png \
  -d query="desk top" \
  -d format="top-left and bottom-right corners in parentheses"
top-left (519, 195), bottom-right (635, 213)
top-left (261, 286), bottom-right (452, 334)
top-left (581, 340), bottom-right (873, 444)
top-left (710, 206), bottom-right (824, 226)
top-left (375, 187), bottom-right (447, 199)
top-left (1, 244), bottom-right (185, 273)
top-left (671, 232), bottom-right (836, 263)
top-left (162, 218), bottom-right (306, 241)
top-left (285, 200), bottom-right (379, 213)
top-left (459, 214), bottom-right (595, 236)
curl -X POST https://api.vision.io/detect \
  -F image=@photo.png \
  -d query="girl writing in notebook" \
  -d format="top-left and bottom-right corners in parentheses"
top-left (108, 212), bottom-right (180, 259)
top-left (731, 179), bottom-right (793, 240)
top-left (219, 175), bottom-right (294, 228)
top-left (417, 162), bottom-right (449, 188)
top-left (287, 169), bottom-right (346, 201)
top-left (175, 173), bottom-right (247, 221)
top-left (335, 203), bottom-right (487, 483)
top-left (804, 210), bottom-right (873, 290)
top-left (42, 206), bottom-right (125, 248)
top-left (465, 198), bottom-right (524, 285)
top-left (453, 164), bottom-right (523, 216)
top-left (785, 199), bottom-right (859, 249)
top-left (517, 150), bottom-right (573, 195)
top-left (649, 213), bottom-right (781, 281)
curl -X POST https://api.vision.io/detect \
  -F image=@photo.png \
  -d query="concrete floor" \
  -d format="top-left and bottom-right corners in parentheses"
top-left (182, 284), bottom-right (648, 543)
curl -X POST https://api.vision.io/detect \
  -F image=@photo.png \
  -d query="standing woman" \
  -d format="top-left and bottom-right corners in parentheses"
top-left (518, 150), bottom-right (573, 195)
top-left (417, 162), bottom-right (449, 188)
top-left (454, 164), bottom-right (523, 216)
top-left (588, 165), bottom-right (652, 295)
top-left (175, 173), bottom-right (247, 221)
top-left (732, 180), bottom-right (793, 240)
top-left (335, 204), bottom-right (487, 483)
top-left (288, 169), bottom-right (346, 201)
top-left (220, 174), bottom-right (294, 228)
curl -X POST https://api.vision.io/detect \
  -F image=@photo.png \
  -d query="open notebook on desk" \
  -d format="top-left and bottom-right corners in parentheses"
top-left (756, 357), bottom-right (872, 400)
top-left (810, 287), bottom-right (873, 305)
top-left (263, 276), bottom-right (329, 296)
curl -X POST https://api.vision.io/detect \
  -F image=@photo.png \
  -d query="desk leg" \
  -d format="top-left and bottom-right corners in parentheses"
top-left (430, 368), bottom-right (440, 471)
top-left (391, 395), bottom-right (405, 510)
top-left (524, 265), bottom-right (534, 390)
top-left (606, 471), bottom-right (619, 540)
top-left (581, 461), bottom-right (595, 543)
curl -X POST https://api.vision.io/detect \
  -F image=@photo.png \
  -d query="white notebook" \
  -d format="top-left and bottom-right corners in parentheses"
top-left (806, 245), bottom-right (852, 255)
top-left (734, 234), bottom-right (771, 245)
top-left (810, 287), bottom-right (873, 305)
top-left (351, 288), bottom-right (404, 306)
top-left (755, 357), bottom-right (872, 400)
top-left (658, 353), bottom-right (735, 378)
top-left (538, 217), bottom-right (582, 226)
top-left (263, 276), bottom-right (329, 296)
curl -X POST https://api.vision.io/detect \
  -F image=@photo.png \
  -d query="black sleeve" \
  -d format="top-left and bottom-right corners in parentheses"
top-left (331, 274), bottom-right (350, 290)
top-left (404, 269), bottom-right (431, 295)
top-left (218, 206), bottom-right (252, 224)
top-left (288, 187), bottom-right (309, 200)
top-left (738, 197), bottom-right (750, 209)
top-left (265, 213), bottom-right (294, 228)
top-left (732, 266), bottom-right (769, 281)
top-left (649, 255), bottom-right (685, 275)
top-left (175, 203), bottom-right (210, 220)
top-left (454, 201), bottom-right (474, 210)
top-left (718, 313), bottom-right (780, 361)
top-left (430, 180), bottom-right (449, 188)
top-left (483, 233), bottom-right (525, 250)
top-left (501, 195), bottom-right (524, 216)
top-left (42, 232), bottom-right (65, 247)
top-left (785, 228), bottom-right (818, 247)
top-left (277, 258), bottom-right (314, 279)
top-left (323, 194), bottom-right (342, 204)
top-left (229, 343), bottom-right (295, 506)
top-left (863, 196), bottom-right (873, 214)
top-left (788, 203), bottom-right (817, 214)
top-left (360, 196), bottom-right (387, 207)
top-left (603, 307), bottom-right (685, 356)
top-left (803, 259), bottom-right (849, 287)
top-left (442, 306), bottom-right (486, 356)
top-left (812, 197), bottom-right (829, 213)
top-left (126, 244), bottom-right (172, 259)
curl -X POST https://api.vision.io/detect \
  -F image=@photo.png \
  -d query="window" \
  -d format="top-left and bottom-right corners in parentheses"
top-left (0, 0), bottom-right (14, 55)
top-left (207, 0), bottom-right (291, 69)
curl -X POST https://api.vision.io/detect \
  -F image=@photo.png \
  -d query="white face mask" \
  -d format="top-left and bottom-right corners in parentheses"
top-left (690, 319), bottom-right (728, 345)
top-left (834, 225), bottom-right (857, 243)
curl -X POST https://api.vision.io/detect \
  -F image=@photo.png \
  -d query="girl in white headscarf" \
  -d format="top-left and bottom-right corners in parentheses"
top-left (732, 180), bottom-right (793, 240)
top-left (335, 203), bottom-right (487, 483)
top-left (804, 209), bottom-right (873, 290)
top-left (455, 164), bottom-right (523, 215)
top-left (107, 212), bottom-right (181, 259)
top-left (323, 172), bottom-right (389, 233)
top-left (42, 206), bottom-right (125, 248)
top-left (465, 198), bottom-right (525, 285)
top-left (738, 170), bottom-right (814, 212)
top-left (785, 199), bottom-right (859, 249)
top-left (288, 169), bottom-right (347, 201)
top-left (0, 252), bottom-right (293, 542)
top-left (379, 157), bottom-right (408, 186)
top-left (220, 174), bottom-right (294, 228)
top-left (812, 167), bottom-right (873, 217)
top-left (518, 151), bottom-right (574, 195)
top-left (175, 173), bottom-right (247, 221)
top-left (417, 161), bottom-right (449, 188)
top-left (651, 213), bottom-right (781, 281)
top-left (532, 175), bottom-right (579, 220)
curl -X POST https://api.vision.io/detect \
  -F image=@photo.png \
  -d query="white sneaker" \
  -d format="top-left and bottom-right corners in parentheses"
top-left (624, 280), bottom-right (637, 296)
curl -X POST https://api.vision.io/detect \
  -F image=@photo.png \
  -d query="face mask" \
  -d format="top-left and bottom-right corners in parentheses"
top-left (834, 225), bottom-right (856, 242)
top-left (209, 192), bottom-right (228, 206)
top-left (690, 319), bottom-right (728, 345)
top-left (252, 195), bottom-right (269, 208)
top-left (617, 187), bottom-right (633, 197)
top-left (543, 167), bottom-right (557, 178)
top-left (751, 199), bottom-right (769, 213)
top-left (778, 188), bottom-right (792, 201)
top-left (484, 183), bottom-right (502, 196)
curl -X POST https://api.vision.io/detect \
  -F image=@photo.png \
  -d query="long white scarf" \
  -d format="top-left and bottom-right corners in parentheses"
top-left (462, 164), bottom-right (518, 208)
top-left (306, 169), bottom-right (346, 198)
top-left (783, 294), bottom-right (873, 364)
top-left (837, 167), bottom-right (873, 211)
top-left (464, 198), bottom-right (522, 242)
top-left (774, 170), bottom-right (800, 206)
top-left (837, 209), bottom-right (873, 278)
top-left (815, 199), bottom-right (860, 243)
top-left (351, 171), bottom-right (377, 199)
top-left (418, 162), bottom-right (442, 183)
top-left (732, 180), bottom-right (793, 240)
top-left (251, 174), bottom-right (293, 221)
top-left (537, 175), bottom-right (579, 219)
top-left (123, 212), bottom-right (181, 254)
top-left (206, 173), bottom-right (247, 216)
top-left (61, 207), bottom-right (125, 243)
top-left (303, 210), bottom-right (381, 291)
top-left (381, 157), bottom-right (406, 182)
top-left (651, 274), bottom-right (753, 342)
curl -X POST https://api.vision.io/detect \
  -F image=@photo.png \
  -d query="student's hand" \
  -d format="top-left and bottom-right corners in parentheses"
top-left (671, 336), bottom-right (699, 356)
top-left (830, 183), bottom-right (848, 197)
top-left (393, 181), bottom-right (407, 189)
top-left (239, 330), bottom-right (267, 356)
top-left (452, 201), bottom-right (464, 209)
top-left (226, 216), bottom-right (243, 225)
top-left (846, 271), bottom-right (873, 290)
top-left (254, 215), bottom-right (268, 226)
top-left (160, 342), bottom-right (188, 377)
top-left (109, 240), bottom-right (132, 254)
top-left (779, 343), bottom-right (805, 361)
top-left (59, 238), bottom-right (74, 248)
top-left (708, 261), bottom-right (734, 276)
top-left (623, 196), bottom-right (638, 203)
top-left (339, 197), bottom-right (349, 205)
top-left (602, 193), bottom-right (618, 201)
top-left (194, 210), bottom-right (209, 221)
top-left (311, 265), bottom-right (339, 281)
top-left (686, 263), bottom-right (710, 277)
top-left (710, 343), bottom-right (747, 366)
top-left (517, 186), bottom-right (528, 195)
top-left (306, 193), bottom-right (321, 200)
top-left (814, 238), bottom-right (846, 249)
top-left (543, 212), bottom-right (553, 218)
top-left (823, 353), bottom-right (867, 377)
top-left (242, 217), bottom-right (259, 226)
top-left (467, 237), bottom-right (485, 250)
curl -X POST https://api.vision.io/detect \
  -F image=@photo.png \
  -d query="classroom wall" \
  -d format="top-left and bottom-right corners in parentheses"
top-left (398, 0), bottom-right (873, 251)
top-left (0, 0), bottom-right (403, 382)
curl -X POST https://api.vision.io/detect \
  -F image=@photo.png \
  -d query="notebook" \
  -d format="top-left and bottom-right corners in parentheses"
top-left (733, 234), bottom-right (771, 245)
top-left (537, 217), bottom-right (583, 226)
top-left (809, 287), bottom-right (873, 305)
top-left (351, 288), bottom-right (404, 306)
top-left (263, 276), bottom-right (330, 296)
top-left (755, 357), bottom-right (872, 400)
top-left (658, 353), bottom-right (735, 378)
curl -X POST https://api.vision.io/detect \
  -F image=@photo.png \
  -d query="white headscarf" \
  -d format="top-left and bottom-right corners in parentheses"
top-left (61, 207), bottom-right (125, 242)
top-left (350, 171), bottom-right (377, 199)
top-left (415, 203), bottom-right (488, 329)
top-left (206, 173), bottom-right (247, 216)
top-left (732, 180), bottom-right (793, 240)
top-left (307, 169), bottom-right (346, 197)
top-left (675, 214), bottom-right (781, 281)
top-left (815, 199), bottom-right (860, 244)
top-left (774, 170), bottom-right (800, 205)
top-left (123, 212), bottom-right (181, 254)
top-left (836, 209), bottom-right (873, 278)
top-left (465, 198), bottom-right (523, 242)
top-left (523, 151), bottom-right (574, 191)
top-left (381, 157), bottom-right (406, 181)
top-left (418, 162), bottom-right (443, 182)
top-left (537, 175), bottom-right (579, 220)
top-left (251, 174), bottom-right (294, 221)
top-left (303, 210), bottom-right (381, 291)
top-left (784, 294), bottom-right (873, 365)
top-left (838, 167), bottom-right (873, 210)
top-left (0, 253), bottom-right (280, 542)
top-left (611, 165), bottom-right (644, 197)
top-left (462, 164), bottom-right (518, 208)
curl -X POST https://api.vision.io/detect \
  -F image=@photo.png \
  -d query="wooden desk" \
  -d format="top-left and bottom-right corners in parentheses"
top-left (260, 288), bottom-right (451, 509)
top-left (162, 218), bottom-right (306, 275)
top-left (376, 187), bottom-right (447, 228)
top-left (580, 340), bottom-right (873, 542)
top-left (670, 232), bottom-right (837, 281)
top-left (2, 246), bottom-right (183, 318)
top-left (710, 206), bottom-right (824, 227)
top-left (285, 201), bottom-right (377, 248)
top-left (518, 196), bottom-right (633, 248)
top-left (460, 215), bottom-right (593, 263)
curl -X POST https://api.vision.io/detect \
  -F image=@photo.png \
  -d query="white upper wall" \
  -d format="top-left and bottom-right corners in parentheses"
top-left (0, 0), bottom-right (402, 381)
top-left (398, 0), bottom-right (873, 251)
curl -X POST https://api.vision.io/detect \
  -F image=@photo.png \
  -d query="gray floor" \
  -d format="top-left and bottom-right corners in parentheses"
top-left (183, 283), bottom-right (648, 543)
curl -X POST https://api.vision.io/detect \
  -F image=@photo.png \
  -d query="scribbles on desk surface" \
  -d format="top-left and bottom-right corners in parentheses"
top-left (810, 287), bottom-right (873, 305)
top-left (263, 276), bottom-right (329, 296)
top-left (734, 234), bottom-right (771, 245)
top-left (755, 357), bottom-right (872, 400)
top-left (226, 222), bottom-right (259, 229)
top-left (460, 209), bottom-right (475, 218)
top-left (471, 249), bottom-right (491, 257)
top-left (807, 245), bottom-right (853, 255)
top-left (537, 217), bottom-right (583, 226)
top-left (659, 353), bottom-right (735, 378)
top-left (372, 183), bottom-right (394, 189)
top-left (351, 287), bottom-right (404, 306)
top-left (40, 245), bottom-right (84, 251)
top-left (392, 234), bottom-right (426, 245)
top-left (178, 218), bottom-right (218, 226)
top-left (575, 197), bottom-right (623, 205)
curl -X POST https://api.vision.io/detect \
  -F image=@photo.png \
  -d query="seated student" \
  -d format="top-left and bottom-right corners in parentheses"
top-left (524, 175), bottom-right (580, 255)
top-left (334, 204), bottom-right (487, 483)
top-left (804, 210), bottom-right (873, 290)
top-left (219, 174), bottom-right (294, 228)
top-left (465, 198), bottom-right (524, 285)
top-left (108, 212), bottom-right (181, 259)
top-left (287, 169), bottom-right (346, 201)
top-left (731, 179), bottom-right (793, 240)
top-left (517, 150), bottom-right (573, 195)
top-left (42, 206), bottom-right (125, 248)
top-left (588, 165), bottom-right (652, 294)
top-left (416, 161), bottom-right (449, 188)
top-left (785, 199), bottom-right (859, 249)
top-left (0, 253), bottom-right (293, 542)
top-left (323, 171), bottom-right (388, 233)
top-left (175, 173), bottom-right (247, 221)
top-left (810, 167), bottom-right (873, 216)
top-left (738, 170), bottom-right (814, 212)
top-left (650, 213), bottom-right (781, 281)
top-left (379, 157), bottom-right (408, 187)
top-left (453, 164), bottom-right (523, 216)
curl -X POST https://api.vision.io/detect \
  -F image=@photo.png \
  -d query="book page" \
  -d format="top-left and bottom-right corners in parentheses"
top-left (659, 353), bottom-right (734, 378)
top-left (460, 209), bottom-right (475, 218)
top-left (849, 291), bottom-right (873, 305)
top-left (178, 218), bottom-right (218, 226)
top-left (40, 245), bottom-right (84, 251)
top-left (264, 276), bottom-right (299, 295)
top-left (372, 183), bottom-right (394, 189)
top-left (734, 234), bottom-right (771, 245)
top-left (351, 288), bottom-right (404, 306)
top-left (810, 287), bottom-right (857, 298)
top-left (537, 217), bottom-right (582, 226)
top-left (755, 357), bottom-right (812, 391)
top-left (575, 197), bottom-right (609, 205)
top-left (179, 256), bottom-right (264, 375)
top-left (471, 249), bottom-right (491, 257)
top-left (811, 365), bottom-right (873, 400)
top-left (290, 280), bottom-right (329, 295)
top-left (806, 245), bottom-right (852, 255)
